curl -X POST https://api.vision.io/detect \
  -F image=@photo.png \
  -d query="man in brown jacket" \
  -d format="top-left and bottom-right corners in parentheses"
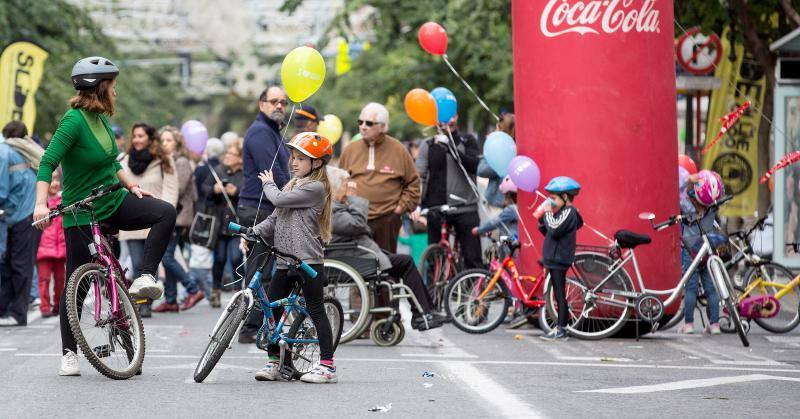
top-left (339, 102), bottom-right (420, 252)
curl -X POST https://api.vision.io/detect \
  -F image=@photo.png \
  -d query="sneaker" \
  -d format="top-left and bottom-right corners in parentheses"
top-left (300, 364), bottom-right (338, 383)
top-left (0, 316), bottom-right (20, 327)
top-left (540, 327), bottom-right (569, 342)
top-left (58, 350), bottom-right (80, 376)
top-left (152, 302), bottom-right (180, 313)
top-left (254, 361), bottom-right (280, 381)
top-left (706, 323), bottom-right (721, 335)
top-left (180, 291), bottom-right (205, 311)
top-left (128, 274), bottom-right (164, 300)
top-left (411, 313), bottom-right (445, 331)
top-left (678, 323), bottom-right (695, 334)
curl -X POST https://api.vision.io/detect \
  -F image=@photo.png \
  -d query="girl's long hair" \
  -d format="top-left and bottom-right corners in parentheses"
top-left (130, 122), bottom-right (174, 174)
top-left (282, 161), bottom-right (332, 243)
top-left (159, 125), bottom-right (190, 160)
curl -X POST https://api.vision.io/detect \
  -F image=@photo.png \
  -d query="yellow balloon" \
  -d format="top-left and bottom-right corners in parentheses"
top-left (281, 46), bottom-right (326, 102)
top-left (317, 114), bottom-right (343, 144)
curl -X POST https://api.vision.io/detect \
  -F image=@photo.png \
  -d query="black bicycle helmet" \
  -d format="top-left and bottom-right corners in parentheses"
top-left (71, 56), bottom-right (119, 90)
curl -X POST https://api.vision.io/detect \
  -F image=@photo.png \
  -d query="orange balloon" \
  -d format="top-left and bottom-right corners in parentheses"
top-left (404, 88), bottom-right (437, 126)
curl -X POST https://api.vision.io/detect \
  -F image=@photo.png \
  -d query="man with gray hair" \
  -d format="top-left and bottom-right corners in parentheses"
top-left (339, 102), bottom-right (420, 252)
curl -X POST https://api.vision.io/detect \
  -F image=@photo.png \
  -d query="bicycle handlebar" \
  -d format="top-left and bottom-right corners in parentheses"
top-left (420, 202), bottom-right (470, 216)
top-left (32, 182), bottom-right (124, 227)
top-left (648, 195), bottom-right (734, 232)
top-left (226, 222), bottom-right (317, 278)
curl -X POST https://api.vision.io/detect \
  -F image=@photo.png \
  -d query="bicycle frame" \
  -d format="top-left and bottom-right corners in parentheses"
top-left (478, 256), bottom-right (545, 308)
top-left (739, 272), bottom-right (800, 302)
top-left (86, 210), bottom-right (126, 325)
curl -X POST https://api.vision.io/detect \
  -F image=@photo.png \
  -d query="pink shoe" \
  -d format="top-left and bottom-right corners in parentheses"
top-left (705, 323), bottom-right (721, 335)
top-left (678, 323), bottom-right (694, 334)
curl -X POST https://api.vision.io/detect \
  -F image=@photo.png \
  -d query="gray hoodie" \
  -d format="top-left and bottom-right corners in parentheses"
top-left (253, 178), bottom-right (325, 268)
top-left (329, 196), bottom-right (392, 271)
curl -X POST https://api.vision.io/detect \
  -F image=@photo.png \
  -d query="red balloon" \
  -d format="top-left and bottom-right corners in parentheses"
top-left (678, 154), bottom-right (697, 174)
top-left (418, 22), bottom-right (448, 56)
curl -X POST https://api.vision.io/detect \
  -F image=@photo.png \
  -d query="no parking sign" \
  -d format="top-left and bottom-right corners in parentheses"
top-left (676, 27), bottom-right (722, 75)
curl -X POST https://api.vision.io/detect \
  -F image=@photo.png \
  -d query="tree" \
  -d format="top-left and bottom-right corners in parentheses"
top-left (675, 0), bottom-right (800, 215)
top-left (0, 0), bottom-right (187, 142)
top-left (284, 0), bottom-right (513, 142)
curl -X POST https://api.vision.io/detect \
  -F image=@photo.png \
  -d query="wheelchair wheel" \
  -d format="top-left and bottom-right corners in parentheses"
top-left (370, 318), bottom-right (405, 347)
top-left (323, 259), bottom-right (371, 344)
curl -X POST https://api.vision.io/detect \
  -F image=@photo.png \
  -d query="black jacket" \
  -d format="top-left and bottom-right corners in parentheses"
top-left (240, 112), bottom-right (290, 210)
top-left (202, 164), bottom-right (244, 237)
top-left (538, 206), bottom-right (584, 269)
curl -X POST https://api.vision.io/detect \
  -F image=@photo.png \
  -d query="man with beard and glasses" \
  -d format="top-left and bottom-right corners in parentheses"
top-left (237, 86), bottom-right (291, 343)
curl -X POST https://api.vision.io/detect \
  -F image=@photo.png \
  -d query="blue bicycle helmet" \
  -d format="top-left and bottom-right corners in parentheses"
top-left (544, 176), bottom-right (581, 196)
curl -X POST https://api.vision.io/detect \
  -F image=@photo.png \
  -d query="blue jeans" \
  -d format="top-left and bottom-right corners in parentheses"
top-left (681, 249), bottom-right (719, 324)
top-left (213, 235), bottom-right (244, 289)
top-left (162, 227), bottom-right (198, 304)
top-left (126, 239), bottom-right (145, 279)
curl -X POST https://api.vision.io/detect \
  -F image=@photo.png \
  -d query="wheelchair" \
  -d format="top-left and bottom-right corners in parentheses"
top-left (323, 242), bottom-right (427, 346)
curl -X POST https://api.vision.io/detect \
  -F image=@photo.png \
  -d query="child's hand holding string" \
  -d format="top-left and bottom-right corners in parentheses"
top-left (258, 170), bottom-right (274, 185)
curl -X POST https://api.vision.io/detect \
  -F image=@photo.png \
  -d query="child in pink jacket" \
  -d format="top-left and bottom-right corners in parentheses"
top-left (37, 172), bottom-right (66, 317)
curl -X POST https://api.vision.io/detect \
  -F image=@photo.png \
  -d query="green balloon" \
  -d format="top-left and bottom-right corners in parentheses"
top-left (351, 133), bottom-right (362, 142)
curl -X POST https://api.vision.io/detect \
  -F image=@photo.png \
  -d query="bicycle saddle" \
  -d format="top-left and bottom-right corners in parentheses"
top-left (614, 230), bottom-right (651, 249)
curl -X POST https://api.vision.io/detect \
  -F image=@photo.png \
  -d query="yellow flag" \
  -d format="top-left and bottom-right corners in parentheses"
top-left (0, 41), bottom-right (49, 135)
top-left (703, 29), bottom-right (766, 217)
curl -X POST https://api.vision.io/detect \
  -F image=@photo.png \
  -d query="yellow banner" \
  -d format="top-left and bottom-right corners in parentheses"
top-left (703, 29), bottom-right (766, 217)
top-left (335, 38), bottom-right (351, 76)
top-left (0, 41), bottom-right (49, 135)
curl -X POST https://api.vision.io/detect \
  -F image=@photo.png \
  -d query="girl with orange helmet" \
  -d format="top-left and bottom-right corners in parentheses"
top-left (252, 132), bottom-right (337, 383)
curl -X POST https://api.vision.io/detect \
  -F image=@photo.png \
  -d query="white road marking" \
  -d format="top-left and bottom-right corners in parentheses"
top-left (401, 353), bottom-right (479, 359)
top-left (667, 341), bottom-right (787, 366)
top-left (555, 356), bottom-right (633, 363)
top-left (444, 360), bottom-right (542, 419)
top-left (0, 348), bottom-right (17, 352)
top-left (577, 374), bottom-right (800, 394)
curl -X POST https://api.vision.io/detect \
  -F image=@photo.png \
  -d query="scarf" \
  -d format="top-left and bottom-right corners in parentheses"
top-left (127, 147), bottom-right (154, 175)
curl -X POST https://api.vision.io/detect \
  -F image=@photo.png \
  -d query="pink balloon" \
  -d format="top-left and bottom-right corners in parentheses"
top-left (507, 156), bottom-right (541, 192)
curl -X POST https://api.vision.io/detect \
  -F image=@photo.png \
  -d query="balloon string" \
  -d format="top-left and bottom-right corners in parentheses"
top-left (254, 102), bottom-right (298, 228)
top-left (442, 54), bottom-right (499, 122)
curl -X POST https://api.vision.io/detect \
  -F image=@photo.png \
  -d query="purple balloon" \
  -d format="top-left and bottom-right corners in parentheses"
top-left (181, 120), bottom-right (209, 154)
top-left (507, 155), bottom-right (540, 192)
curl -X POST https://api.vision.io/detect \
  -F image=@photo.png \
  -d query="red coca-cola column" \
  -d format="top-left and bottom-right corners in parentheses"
top-left (512, 0), bottom-right (680, 296)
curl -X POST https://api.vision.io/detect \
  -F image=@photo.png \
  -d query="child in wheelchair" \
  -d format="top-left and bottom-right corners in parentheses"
top-left (327, 167), bottom-right (445, 331)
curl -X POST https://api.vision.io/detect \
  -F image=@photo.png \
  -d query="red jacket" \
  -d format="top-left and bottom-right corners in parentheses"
top-left (37, 194), bottom-right (66, 260)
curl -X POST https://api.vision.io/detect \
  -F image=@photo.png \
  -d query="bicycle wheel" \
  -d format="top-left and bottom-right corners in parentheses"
top-left (744, 263), bottom-right (800, 333)
top-left (286, 299), bottom-right (343, 379)
top-left (708, 258), bottom-right (749, 347)
top-left (324, 296), bottom-right (344, 350)
top-left (66, 263), bottom-right (145, 380)
top-left (420, 244), bottom-right (452, 312)
top-left (547, 253), bottom-right (633, 339)
top-left (444, 269), bottom-right (510, 334)
top-left (323, 260), bottom-right (370, 344)
top-left (194, 292), bottom-right (249, 383)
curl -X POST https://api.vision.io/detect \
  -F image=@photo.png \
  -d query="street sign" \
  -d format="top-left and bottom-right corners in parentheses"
top-left (676, 27), bottom-right (722, 75)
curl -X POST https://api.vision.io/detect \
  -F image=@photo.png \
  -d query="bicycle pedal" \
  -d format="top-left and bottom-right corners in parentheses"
top-left (93, 344), bottom-right (112, 358)
top-left (278, 365), bottom-right (295, 381)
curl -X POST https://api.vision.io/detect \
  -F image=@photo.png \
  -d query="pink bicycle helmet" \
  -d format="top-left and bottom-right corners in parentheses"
top-left (499, 176), bottom-right (517, 194)
top-left (692, 170), bottom-right (725, 206)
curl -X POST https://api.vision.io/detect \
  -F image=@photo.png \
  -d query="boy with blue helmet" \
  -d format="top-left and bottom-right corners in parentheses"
top-left (538, 176), bottom-right (583, 342)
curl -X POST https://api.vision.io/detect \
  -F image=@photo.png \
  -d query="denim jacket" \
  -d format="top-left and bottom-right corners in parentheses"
top-left (0, 138), bottom-right (37, 256)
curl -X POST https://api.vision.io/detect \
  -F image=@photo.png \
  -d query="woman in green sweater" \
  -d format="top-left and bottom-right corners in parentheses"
top-left (33, 57), bottom-right (177, 377)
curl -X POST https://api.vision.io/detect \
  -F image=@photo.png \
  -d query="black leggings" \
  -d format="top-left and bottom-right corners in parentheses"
top-left (550, 268), bottom-right (568, 328)
top-left (386, 253), bottom-right (433, 313)
top-left (266, 265), bottom-right (334, 361)
top-left (60, 194), bottom-right (176, 354)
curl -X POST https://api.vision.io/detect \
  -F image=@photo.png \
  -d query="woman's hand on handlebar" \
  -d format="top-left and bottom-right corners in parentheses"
top-left (33, 204), bottom-right (51, 230)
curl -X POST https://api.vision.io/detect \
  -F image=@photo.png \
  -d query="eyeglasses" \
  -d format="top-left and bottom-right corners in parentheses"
top-left (358, 119), bottom-right (381, 127)
top-left (266, 98), bottom-right (288, 107)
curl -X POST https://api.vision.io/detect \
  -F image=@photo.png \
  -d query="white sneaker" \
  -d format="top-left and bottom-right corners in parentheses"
top-left (0, 316), bottom-right (20, 327)
top-left (254, 361), bottom-right (280, 381)
top-left (678, 323), bottom-right (694, 334)
top-left (128, 274), bottom-right (164, 300)
top-left (59, 350), bottom-right (80, 376)
top-left (706, 323), bottom-right (721, 335)
top-left (300, 364), bottom-right (338, 384)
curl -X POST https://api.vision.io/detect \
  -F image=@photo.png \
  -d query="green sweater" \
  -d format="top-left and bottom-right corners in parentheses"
top-left (37, 108), bottom-right (127, 228)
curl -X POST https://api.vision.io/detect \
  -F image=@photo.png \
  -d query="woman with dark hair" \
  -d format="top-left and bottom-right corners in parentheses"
top-left (34, 57), bottom-right (176, 377)
top-left (118, 122), bottom-right (179, 318)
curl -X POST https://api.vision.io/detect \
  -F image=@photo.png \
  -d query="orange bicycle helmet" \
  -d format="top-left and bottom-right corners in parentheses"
top-left (286, 131), bottom-right (333, 162)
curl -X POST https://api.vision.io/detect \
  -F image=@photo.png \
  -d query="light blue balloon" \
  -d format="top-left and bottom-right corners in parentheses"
top-left (483, 131), bottom-right (516, 178)
top-left (431, 87), bottom-right (457, 124)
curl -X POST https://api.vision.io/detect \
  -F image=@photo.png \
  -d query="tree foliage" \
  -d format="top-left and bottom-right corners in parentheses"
top-left (0, 0), bottom-right (186, 143)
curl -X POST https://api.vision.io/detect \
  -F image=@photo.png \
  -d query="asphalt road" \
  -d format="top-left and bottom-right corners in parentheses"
top-left (2, 297), bottom-right (799, 419)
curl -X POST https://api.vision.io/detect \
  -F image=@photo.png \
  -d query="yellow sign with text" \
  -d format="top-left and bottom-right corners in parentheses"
top-left (0, 41), bottom-right (49, 135)
top-left (703, 29), bottom-right (765, 217)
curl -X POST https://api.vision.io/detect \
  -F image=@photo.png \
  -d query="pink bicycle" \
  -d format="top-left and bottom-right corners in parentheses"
top-left (34, 183), bottom-right (145, 379)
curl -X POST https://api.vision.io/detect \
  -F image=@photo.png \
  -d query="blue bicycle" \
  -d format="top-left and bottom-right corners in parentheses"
top-left (194, 223), bottom-right (343, 383)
